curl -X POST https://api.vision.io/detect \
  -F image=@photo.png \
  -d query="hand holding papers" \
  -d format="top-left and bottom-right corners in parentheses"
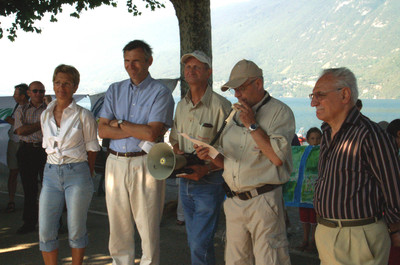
top-left (179, 132), bottom-right (220, 159)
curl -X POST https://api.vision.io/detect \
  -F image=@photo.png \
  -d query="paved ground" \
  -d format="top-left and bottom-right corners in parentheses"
top-left (0, 171), bottom-right (320, 265)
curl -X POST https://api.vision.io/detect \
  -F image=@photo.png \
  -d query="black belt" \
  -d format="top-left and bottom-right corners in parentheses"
top-left (20, 141), bottom-right (42, 148)
top-left (317, 215), bottom-right (380, 228)
top-left (109, 149), bottom-right (146, 157)
top-left (223, 182), bottom-right (281, 200)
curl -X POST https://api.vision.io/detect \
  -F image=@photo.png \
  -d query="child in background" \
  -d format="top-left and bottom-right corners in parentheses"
top-left (296, 127), bottom-right (322, 252)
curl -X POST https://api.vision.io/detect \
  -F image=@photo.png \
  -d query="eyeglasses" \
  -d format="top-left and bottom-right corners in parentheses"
top-left (309, 88), bottom-right (343, 101)
top-left (229, 78), bottom-right (258, 95)
top-left (31, 89), bottom-right (45, 94)
top-left (54, 81), bottom-right (74, 88)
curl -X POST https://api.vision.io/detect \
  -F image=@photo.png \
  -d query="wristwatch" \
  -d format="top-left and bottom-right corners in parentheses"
top-left (248, 123), bottom-right (259, 132)
top-left (118, 119), bottom-right (124, 128)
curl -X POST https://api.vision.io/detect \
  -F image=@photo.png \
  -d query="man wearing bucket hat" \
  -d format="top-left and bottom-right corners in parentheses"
top-left (195, 59), bottom-right (295, 264)
top-left (169, 50), bottom-right (231, 265)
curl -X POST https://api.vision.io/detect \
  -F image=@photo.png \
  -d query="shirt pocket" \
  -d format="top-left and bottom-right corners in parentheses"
top-left (131, 104), bottom-right (151, 124)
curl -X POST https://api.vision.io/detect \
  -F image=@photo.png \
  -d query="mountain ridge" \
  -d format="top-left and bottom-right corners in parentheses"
top-left (210, 0), bottom-right (400, 99)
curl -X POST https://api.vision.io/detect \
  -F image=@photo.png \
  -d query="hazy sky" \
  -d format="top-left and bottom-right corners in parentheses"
top-left (0, 0), bottom-right (248, 96)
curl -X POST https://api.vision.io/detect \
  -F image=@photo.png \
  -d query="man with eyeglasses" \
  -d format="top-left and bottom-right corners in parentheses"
top-left (14, 81), bottom-right (47, 234)
top-left (311, 68), bottom-right (400, 264)
top-left (169, 50), bottom-right (231, 265)
top-left (196, 59), bottom-right (295, 264)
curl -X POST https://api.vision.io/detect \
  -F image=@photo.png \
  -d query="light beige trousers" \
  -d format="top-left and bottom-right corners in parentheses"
top-left (315, 219), bottom-right (390, 265)
top-left (224, 187), bottom-right (291, 265)
top-left (105, 154), bottom-right (165, 265)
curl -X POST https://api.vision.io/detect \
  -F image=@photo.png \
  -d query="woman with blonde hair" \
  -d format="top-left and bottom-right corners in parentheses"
top-left (39, 64), bottom-right (100, 264)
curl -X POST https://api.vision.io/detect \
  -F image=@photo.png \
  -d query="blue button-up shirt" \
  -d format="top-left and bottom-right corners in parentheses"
top-left (99, 74), bottom-right (174, 152)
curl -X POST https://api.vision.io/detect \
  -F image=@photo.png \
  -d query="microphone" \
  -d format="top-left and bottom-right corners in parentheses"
top-left (209, 105), bottom-right (238, 146)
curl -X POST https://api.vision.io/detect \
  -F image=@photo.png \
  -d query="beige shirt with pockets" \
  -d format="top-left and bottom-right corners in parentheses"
top-left (170, 86), bottom-right (231, 154)
top-left (221, 92), bottom-right (295, 192)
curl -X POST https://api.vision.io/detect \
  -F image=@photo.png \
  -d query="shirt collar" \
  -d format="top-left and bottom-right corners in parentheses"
top-left (46, 99), bottom-right (78, 113)
top-left (129, 73), bottom-right (152, 91)
top-left (28, 100), bottom-right (46, 109)
top-left (251, 91), bottom-right (269, 112)
top-left (321, 105), bottom-right (361, 133)
top-left (184, 85), bottom-right (213, 108)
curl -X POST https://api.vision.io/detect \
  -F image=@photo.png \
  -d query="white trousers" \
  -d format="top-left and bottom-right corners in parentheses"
top-left (105, 154), bottom-right (165, 265)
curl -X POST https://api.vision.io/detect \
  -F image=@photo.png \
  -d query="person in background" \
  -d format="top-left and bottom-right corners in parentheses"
top-left (98, 40), bottom-right (174, 265)
top-left (387, 119), bottom-right (400, 149)
top-left (355, 98), bottom-right (362, 111)
top-left (378, 120), bottom-right (389, 130)
top-left (169, 50), bottom-right (231, 264)
top-left (4, 83), bottom-right (29, 213)
top-left (196, 59), bottom-right (295, 264)
top-left (44, 95), bottom-right (53, 105)
top-left (311, 67), bottom-right (400, 264)
top-left (296, 127), bottom-right (321, 253)
top-left (39, 64), bottom-right (100, 265)
top-left (14, 81), bottom-right (47, 234)
top-left (283, 134), bottom-right (302, 232)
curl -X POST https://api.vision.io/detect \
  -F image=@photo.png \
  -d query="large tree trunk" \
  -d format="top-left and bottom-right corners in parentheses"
top-left (170, 0), bottom-right (211, 98)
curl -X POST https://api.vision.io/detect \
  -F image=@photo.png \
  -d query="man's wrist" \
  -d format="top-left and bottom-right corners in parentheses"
top-left (118, 119), bottom-right (124, 128)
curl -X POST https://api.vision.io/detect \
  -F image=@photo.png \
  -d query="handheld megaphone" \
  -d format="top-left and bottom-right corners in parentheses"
top-left (147, 143), bottom-right (188, 180)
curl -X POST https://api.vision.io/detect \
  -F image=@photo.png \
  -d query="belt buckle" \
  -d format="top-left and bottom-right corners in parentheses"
top-left (250, 189), bottom-right (258, 198)
top-left (237, 192), bottom-right (251, 200)
top-left (124, 152), bottom-right (128, 157)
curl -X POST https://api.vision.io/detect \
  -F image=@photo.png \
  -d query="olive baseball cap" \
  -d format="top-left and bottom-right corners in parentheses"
top-left (221, 59), bottom-right (263, 91)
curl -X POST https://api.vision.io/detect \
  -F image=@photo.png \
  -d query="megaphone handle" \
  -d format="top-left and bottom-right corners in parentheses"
top-left (183, 168), bottom-right (194, 174)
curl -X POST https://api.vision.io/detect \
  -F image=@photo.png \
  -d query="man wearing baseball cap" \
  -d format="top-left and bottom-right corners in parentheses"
top-left (196, 59), bottom-right (295, 264)
top-left (170, 50), bottom-right (231, 265)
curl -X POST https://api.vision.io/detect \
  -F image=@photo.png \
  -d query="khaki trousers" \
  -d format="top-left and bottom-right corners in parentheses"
top-left (105, 154), bottom-right (165, 265)
top-left (224, 187), bottom-right (291, 265)
top-left (315, 219), bottom-right (390, 265)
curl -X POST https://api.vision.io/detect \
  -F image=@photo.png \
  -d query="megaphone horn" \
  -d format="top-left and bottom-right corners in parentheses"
top-left (147, 143), bottom-right (187, 180)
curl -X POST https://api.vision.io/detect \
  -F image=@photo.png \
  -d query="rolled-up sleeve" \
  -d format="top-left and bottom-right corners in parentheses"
top-left (268, 105), bottom-right (295, 163)
top-left (82, 109), bottom-right (101, 152)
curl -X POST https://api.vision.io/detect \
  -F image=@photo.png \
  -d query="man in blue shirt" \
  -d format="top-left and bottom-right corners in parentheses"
top-left (98, 40), bottom-right (174, 265)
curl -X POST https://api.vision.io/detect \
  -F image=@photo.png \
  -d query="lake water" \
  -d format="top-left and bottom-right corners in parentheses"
top-left (180, 96), bottom-right (400, 135)
top-left (78, 95), bottom-right (400, 135)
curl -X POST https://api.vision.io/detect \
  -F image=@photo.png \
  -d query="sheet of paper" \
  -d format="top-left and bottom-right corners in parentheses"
top-left (179, 133), bottom-right (220, 159)
top-left (139, 140), bottom-right (155, 153)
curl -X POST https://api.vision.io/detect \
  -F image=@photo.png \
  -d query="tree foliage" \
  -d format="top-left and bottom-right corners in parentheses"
top-left (0, 0), bottom-right (165, 41)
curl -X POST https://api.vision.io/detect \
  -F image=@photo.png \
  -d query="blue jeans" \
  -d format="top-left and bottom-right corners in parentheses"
top-left (180, 170), bottom-right (225, 265)
top-left (39, 162), bottom-right (94, 252)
